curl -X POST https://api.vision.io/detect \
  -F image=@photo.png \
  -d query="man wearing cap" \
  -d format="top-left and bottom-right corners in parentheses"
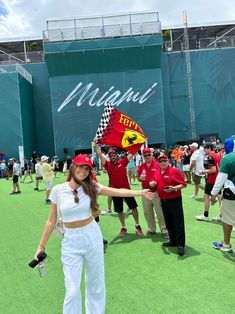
top-left (212, 138), bottom-right (235, 253)
top-left (96, 144), bottom-right (144, 237)
top-left (137, 148), bottom-right (168, 237)
top-left (188, 142), bottom-right (205, 199)
top-left (41, 155), bottom-right (54, 203)
top-left (150, 153), bottom-right (187, 256)
top-left (195, 142), bottom-right (221, 222)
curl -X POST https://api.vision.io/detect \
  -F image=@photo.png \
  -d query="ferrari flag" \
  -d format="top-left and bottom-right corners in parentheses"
top-left (93, 104), bottom-right (148, 154)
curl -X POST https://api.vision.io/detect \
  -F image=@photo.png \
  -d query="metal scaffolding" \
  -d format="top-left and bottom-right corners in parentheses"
top-left (183, 11), bottom-right (196, 139)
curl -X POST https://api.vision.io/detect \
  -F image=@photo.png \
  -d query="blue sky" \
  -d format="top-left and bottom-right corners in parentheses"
top-left (0, 0), bottom-right (8, 16)
top-left (0, 0), bottom-right (235, 39)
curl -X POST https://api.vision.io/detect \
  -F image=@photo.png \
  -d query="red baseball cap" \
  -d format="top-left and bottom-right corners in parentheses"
top-left (142, 148), bottom-right (152, 155)
top-left (157, 153), bottom-right (168, 160)
top-left (73, 154), bottom-right (93, 168)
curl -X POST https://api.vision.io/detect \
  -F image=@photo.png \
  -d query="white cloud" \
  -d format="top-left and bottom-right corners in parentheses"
top-left (0, 0), bottom-right (235, 39)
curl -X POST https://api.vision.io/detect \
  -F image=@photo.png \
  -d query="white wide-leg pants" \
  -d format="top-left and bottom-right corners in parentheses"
top-left (62, 220), bottom-right (105, 314)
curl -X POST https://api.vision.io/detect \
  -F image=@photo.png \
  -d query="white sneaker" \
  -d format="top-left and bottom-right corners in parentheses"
top-left (126, 208), bottom-right (132, 215)
top-left (190, 194), bottom-right (199, 200)
top-left (211, 216), bottom-right (222, 222)
top-left (101, 209), bottom-right (112, 215)
top-left (220, 244), bottom-right (233, 253)
top-left (195, 214), bottom-right (209, 222)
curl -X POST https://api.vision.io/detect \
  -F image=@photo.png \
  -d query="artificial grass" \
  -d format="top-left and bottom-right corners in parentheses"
top-left (0, 173), bottom-right (235, 314)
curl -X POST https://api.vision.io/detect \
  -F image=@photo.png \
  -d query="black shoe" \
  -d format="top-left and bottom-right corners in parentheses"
top-left (34, 188), bottom-right (39, 190)
top-left (163, 241), bottom-right (177, 247)
top-left (45, 199), bottom-right (51, 204)
top-left (146, 230), bottom-right (156, 236)
top-left (103, 239), bottom-right (108, 246)
top-left (103, 239), bottom-right (108, 252)
top-left (16, 191), bottom-right (21, 194)
top-left (178, 246), bottom-right (185, 256)
top-left (10, 191), bottom-right (17, 195)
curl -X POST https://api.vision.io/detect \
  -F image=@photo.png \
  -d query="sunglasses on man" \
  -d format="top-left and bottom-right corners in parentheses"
top-left (158, 159), bottom-right (168, 163)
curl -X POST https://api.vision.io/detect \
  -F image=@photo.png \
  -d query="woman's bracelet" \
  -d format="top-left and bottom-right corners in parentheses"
top-left (39, 243), bottom-right (45, 250)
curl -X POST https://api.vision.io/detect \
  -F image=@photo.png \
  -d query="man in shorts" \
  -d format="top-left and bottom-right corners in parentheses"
top-left (195, 143), bottom-right (221, 221)
top-left (41, 155), bottom-right (54, 203)
top-left (10, 159), bottom-right (21, 194)
top-left (96, 144), bottom-right (144, 237)
top-left (188, 142), bottom-right (205, 199)
top-left (212, 138), bottom-right (235, 253)
top-left (127, 158), bottom-right (137, 185)
top-left (34, 158), bottom-right (43, 191)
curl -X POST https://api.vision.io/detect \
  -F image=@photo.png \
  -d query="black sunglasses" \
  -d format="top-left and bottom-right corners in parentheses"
top-left (72, 189), bottom-right (79, 203)
top-left (144, 154), bottom-right (152, 157)
top-left (158, 159), bottom-right (168, 163)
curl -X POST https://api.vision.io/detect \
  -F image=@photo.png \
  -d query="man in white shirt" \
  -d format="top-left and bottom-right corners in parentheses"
top-left (0, 160), bottom-right (6, 178)
top-left (188, 143), bottom-right (205, 199)
top-left (34, 158), bottom-right (43, 191)
top-left (10, 159), bottom-right (21, 194)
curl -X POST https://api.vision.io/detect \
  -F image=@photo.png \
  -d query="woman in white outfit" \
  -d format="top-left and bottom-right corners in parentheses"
top-left (34, 154), bottom-right (153, 314)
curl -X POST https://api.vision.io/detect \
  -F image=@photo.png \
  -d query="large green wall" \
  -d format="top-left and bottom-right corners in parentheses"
top-left (162, 48), bottom-right (235, 145)
top-left (44, 35), bottom-right (165, 158)
top-left (1, 44), bottom-right (235, 159)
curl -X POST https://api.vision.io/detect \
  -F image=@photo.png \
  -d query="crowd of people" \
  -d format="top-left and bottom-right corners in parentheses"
top-left (1, 137), bottom-right (234, 314)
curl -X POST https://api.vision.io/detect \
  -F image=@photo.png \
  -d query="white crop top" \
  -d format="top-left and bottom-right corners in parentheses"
top-left (49, 182), bottom-right (103, 223)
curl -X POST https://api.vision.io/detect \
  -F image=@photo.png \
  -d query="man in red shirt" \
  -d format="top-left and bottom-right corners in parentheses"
top-left (96, 145), bottom-right (144, 237)
top-left (195, 142), bottom-right (221, 221)
top-left (150, 153), bottom-right (187, 255)
top-left (138, 148), bottom-right (168, 237)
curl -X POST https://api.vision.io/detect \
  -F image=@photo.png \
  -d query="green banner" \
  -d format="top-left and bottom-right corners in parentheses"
top-left (50, 69), bottom-right (165, 157)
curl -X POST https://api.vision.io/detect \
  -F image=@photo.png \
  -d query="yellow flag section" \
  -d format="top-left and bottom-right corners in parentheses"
top-left (121, 129), bottom-right (146, 148)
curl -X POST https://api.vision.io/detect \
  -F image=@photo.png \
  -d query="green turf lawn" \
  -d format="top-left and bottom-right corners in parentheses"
top-left (0, 172), bottom-right (235, 314)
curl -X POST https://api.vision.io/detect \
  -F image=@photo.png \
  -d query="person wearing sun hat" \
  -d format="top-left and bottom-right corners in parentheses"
top-left (33, 154), bottom-right (154, 314)
top-left (149, 153), bottom-right (187, 256)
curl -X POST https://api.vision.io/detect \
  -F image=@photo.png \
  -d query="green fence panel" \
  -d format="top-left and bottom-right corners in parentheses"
top-left (24, 63), bottom-right (55, 157)
top-left (18, 74), bottom-right (36, 159)
top-left (0, 72), bottom-right (23, 158)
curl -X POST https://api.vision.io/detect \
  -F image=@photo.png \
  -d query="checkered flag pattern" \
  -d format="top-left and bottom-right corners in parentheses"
top-left (93, 103), bottom-right (117, 142)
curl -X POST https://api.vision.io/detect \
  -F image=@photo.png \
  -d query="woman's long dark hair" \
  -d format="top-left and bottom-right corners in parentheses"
top-left (67, 164), bottom-right (100, 218)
